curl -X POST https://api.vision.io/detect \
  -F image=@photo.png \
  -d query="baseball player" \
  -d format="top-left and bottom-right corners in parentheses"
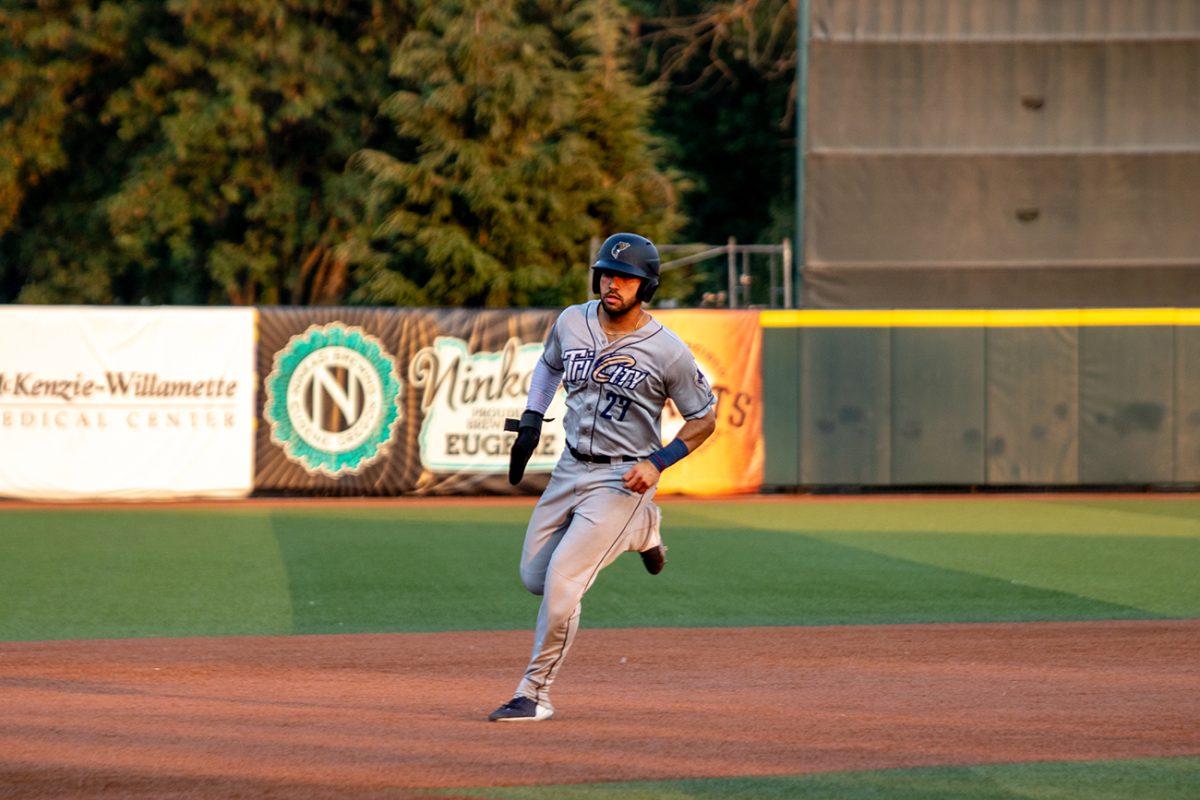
top-left (488, 232), bottom-right (718, 722)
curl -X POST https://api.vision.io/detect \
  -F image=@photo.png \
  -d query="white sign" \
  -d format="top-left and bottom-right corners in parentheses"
top-left (0, 307), bottom-right (256, 499)
top-left (408, 336), bottom-right (567, 473)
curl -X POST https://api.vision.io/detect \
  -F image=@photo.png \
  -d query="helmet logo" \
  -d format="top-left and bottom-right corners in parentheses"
top-left (611, 241), bottom-right (631, 260)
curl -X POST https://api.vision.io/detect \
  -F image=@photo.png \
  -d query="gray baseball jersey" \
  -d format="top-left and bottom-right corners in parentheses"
top-left (540, 300), bottom-right (716, 457)
top-left (503, 300), bottom-right (716, 714)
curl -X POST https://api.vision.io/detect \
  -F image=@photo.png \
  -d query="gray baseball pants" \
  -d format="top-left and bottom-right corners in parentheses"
top-left (514, 451), bottom-right (662, 708)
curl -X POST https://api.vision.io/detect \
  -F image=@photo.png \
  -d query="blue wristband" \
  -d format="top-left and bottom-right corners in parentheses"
top-left (647, 438), bottom-right (689, 472)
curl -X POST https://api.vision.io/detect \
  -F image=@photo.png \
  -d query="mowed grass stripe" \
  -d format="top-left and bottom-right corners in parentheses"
top-left (667, 497), bottom-right (1200, 538)
top-left (0, 498), bottom-right (1196, 641)
top-left (582, 526), bottom-right (1149, 629)
top-left (447, 756), bottom-right (1200, 800)
top-left (268, 509), bottom-right (537, 635)
top-left (668, 498), bottom-right (1200, 618)
top-left (0, 509), bottom-right (293, 641)
top-left (807, 531), bottom-right (1199, 618)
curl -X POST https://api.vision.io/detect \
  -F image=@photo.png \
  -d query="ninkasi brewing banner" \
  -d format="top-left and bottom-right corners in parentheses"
top-left (0, 307), bottom-right (256, 499)
top-left (256, 308), bottom-right (566, 494)
top-left (255, 307), bottom-right (762, 495)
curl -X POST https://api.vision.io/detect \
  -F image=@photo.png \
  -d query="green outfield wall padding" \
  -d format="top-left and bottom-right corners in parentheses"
top-left (890, 329), bottom-right (985, 484)
top-left (1175, 328), bottom-right (1200, 482)
top-left (1079, 327), bottom-right (1176, 484)
top-left (985, 327), bottom-right (1079, 484)
top-left (762, 328), bottom-right (802, 485)
top-left (760, 317), bottom-right (1200, 487)
top-left (800, 329), bottom-right (891, 485)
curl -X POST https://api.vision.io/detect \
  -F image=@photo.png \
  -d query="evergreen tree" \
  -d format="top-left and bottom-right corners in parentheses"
top-left (353, 0), bottom-right (683, 307)
top-left (544, 0), bottom-right (687, 248)
top-left (2, 0), bottom-right (689, 307)
top-left (1, 0), bottom-right (410, 305)
top-left (102, 0), bottom-right (412, 304)
top-left (0, 1), bottom-right (163, 303)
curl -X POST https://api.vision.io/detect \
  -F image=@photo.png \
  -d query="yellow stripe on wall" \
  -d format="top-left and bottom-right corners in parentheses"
top-left (759, 308), bottom-right (1200, 328)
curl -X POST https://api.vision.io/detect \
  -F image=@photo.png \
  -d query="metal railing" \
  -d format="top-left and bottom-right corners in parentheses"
top-left (588, 237), bottom-right (795, 309)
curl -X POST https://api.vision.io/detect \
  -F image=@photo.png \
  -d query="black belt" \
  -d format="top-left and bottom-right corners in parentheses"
top-left (567, 443), bottom-right (638, 464)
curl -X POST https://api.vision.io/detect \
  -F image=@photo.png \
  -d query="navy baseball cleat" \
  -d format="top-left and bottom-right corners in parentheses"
top-left (639, 544), bottom-right (667, 575)
top-left (488, 696), bottom-right (553, 722)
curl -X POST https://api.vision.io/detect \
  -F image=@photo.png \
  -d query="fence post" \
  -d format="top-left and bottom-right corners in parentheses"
top-left (741, 248), bottom-right (752, 307)
top-left (727, 237), bottom-right (737, 308)
top-left (795, 0), bottom-right (810, 311)
top-left (769, 250), bottom-right (779, 308)
top-left (782, 238), bottom-right (793, 309)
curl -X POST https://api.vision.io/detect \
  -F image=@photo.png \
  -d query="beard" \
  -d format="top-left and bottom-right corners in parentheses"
top-left (602, 291), bottom-right (641, 318)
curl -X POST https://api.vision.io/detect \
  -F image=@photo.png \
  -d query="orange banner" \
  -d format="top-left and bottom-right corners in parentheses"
top-left (654, 310), bottom-right (763, 496)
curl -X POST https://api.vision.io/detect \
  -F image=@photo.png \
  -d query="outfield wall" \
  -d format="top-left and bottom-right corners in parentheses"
top-left (3, 305), bottom-right (1198, 499)
top-left (0, 307), bottom-right (256, 500)
top-left (0, 306), bottom-right (760, 499)
top-left (254, 307), bottom-right (761, 496)
top-left (761, 309), bottom-right (1200, 487)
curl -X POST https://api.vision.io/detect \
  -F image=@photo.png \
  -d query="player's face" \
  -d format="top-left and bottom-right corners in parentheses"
top-left (599, 271), bottom-right (642, 317)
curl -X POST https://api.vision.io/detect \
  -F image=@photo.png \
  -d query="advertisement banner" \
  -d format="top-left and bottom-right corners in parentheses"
top-left (255, 308), bottom-right (566, 494)
top-left (0, 307), bottom-right (256, 499)
top-left (655, 310), bottom-right (764, 496)
top-left (255, 307), bottom-right (763, 496)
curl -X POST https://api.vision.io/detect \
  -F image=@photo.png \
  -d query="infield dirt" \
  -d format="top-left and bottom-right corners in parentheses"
top-left (2, 620), bottom-right (1197, 799)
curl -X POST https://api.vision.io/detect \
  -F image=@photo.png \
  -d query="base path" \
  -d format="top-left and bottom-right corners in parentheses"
top-left (2, 621), bottom-right (1197, 799)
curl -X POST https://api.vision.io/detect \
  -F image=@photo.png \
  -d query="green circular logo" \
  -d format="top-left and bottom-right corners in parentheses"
top-left (264, 323), bottom-right (402, 476)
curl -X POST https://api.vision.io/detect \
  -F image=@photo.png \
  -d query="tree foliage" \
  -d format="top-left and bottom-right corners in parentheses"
top-left (102, 0), bottom-right (411, 304)
top-left (633, 0), bottom-right (795, 245)
top-left (2, 0), bottom-right (408, 305)
top-left (0, 1), bottom-right (792, 307)
top-left (351, 0), bottom-right (684, 307)
top-left (0, 1), bottom-right (162, 302)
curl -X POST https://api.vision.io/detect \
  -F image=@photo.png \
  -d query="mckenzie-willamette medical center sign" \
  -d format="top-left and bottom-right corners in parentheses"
top-left (0, 307), bottom-right (257, 500)
top-left (0, 372), bottom-right (240, 428)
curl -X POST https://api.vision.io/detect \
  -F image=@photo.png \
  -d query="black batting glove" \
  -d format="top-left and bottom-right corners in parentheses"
top-left (506, 409), bottom-right (544, 485)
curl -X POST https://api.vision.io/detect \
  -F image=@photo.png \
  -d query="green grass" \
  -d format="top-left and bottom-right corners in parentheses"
top-left (446, 757), bottom-right (1200, 800)
top-left (0, 509), bottom-right (293, 639)
top-left (0, 497), bottom-right (1197, 640)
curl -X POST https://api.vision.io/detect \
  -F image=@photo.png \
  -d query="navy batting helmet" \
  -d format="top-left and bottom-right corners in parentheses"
top-left (592, 233), bottom-right (660, 302)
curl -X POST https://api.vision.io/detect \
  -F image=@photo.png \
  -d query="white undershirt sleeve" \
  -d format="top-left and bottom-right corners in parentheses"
top-left (526, 357), bottom-right (563, 415)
